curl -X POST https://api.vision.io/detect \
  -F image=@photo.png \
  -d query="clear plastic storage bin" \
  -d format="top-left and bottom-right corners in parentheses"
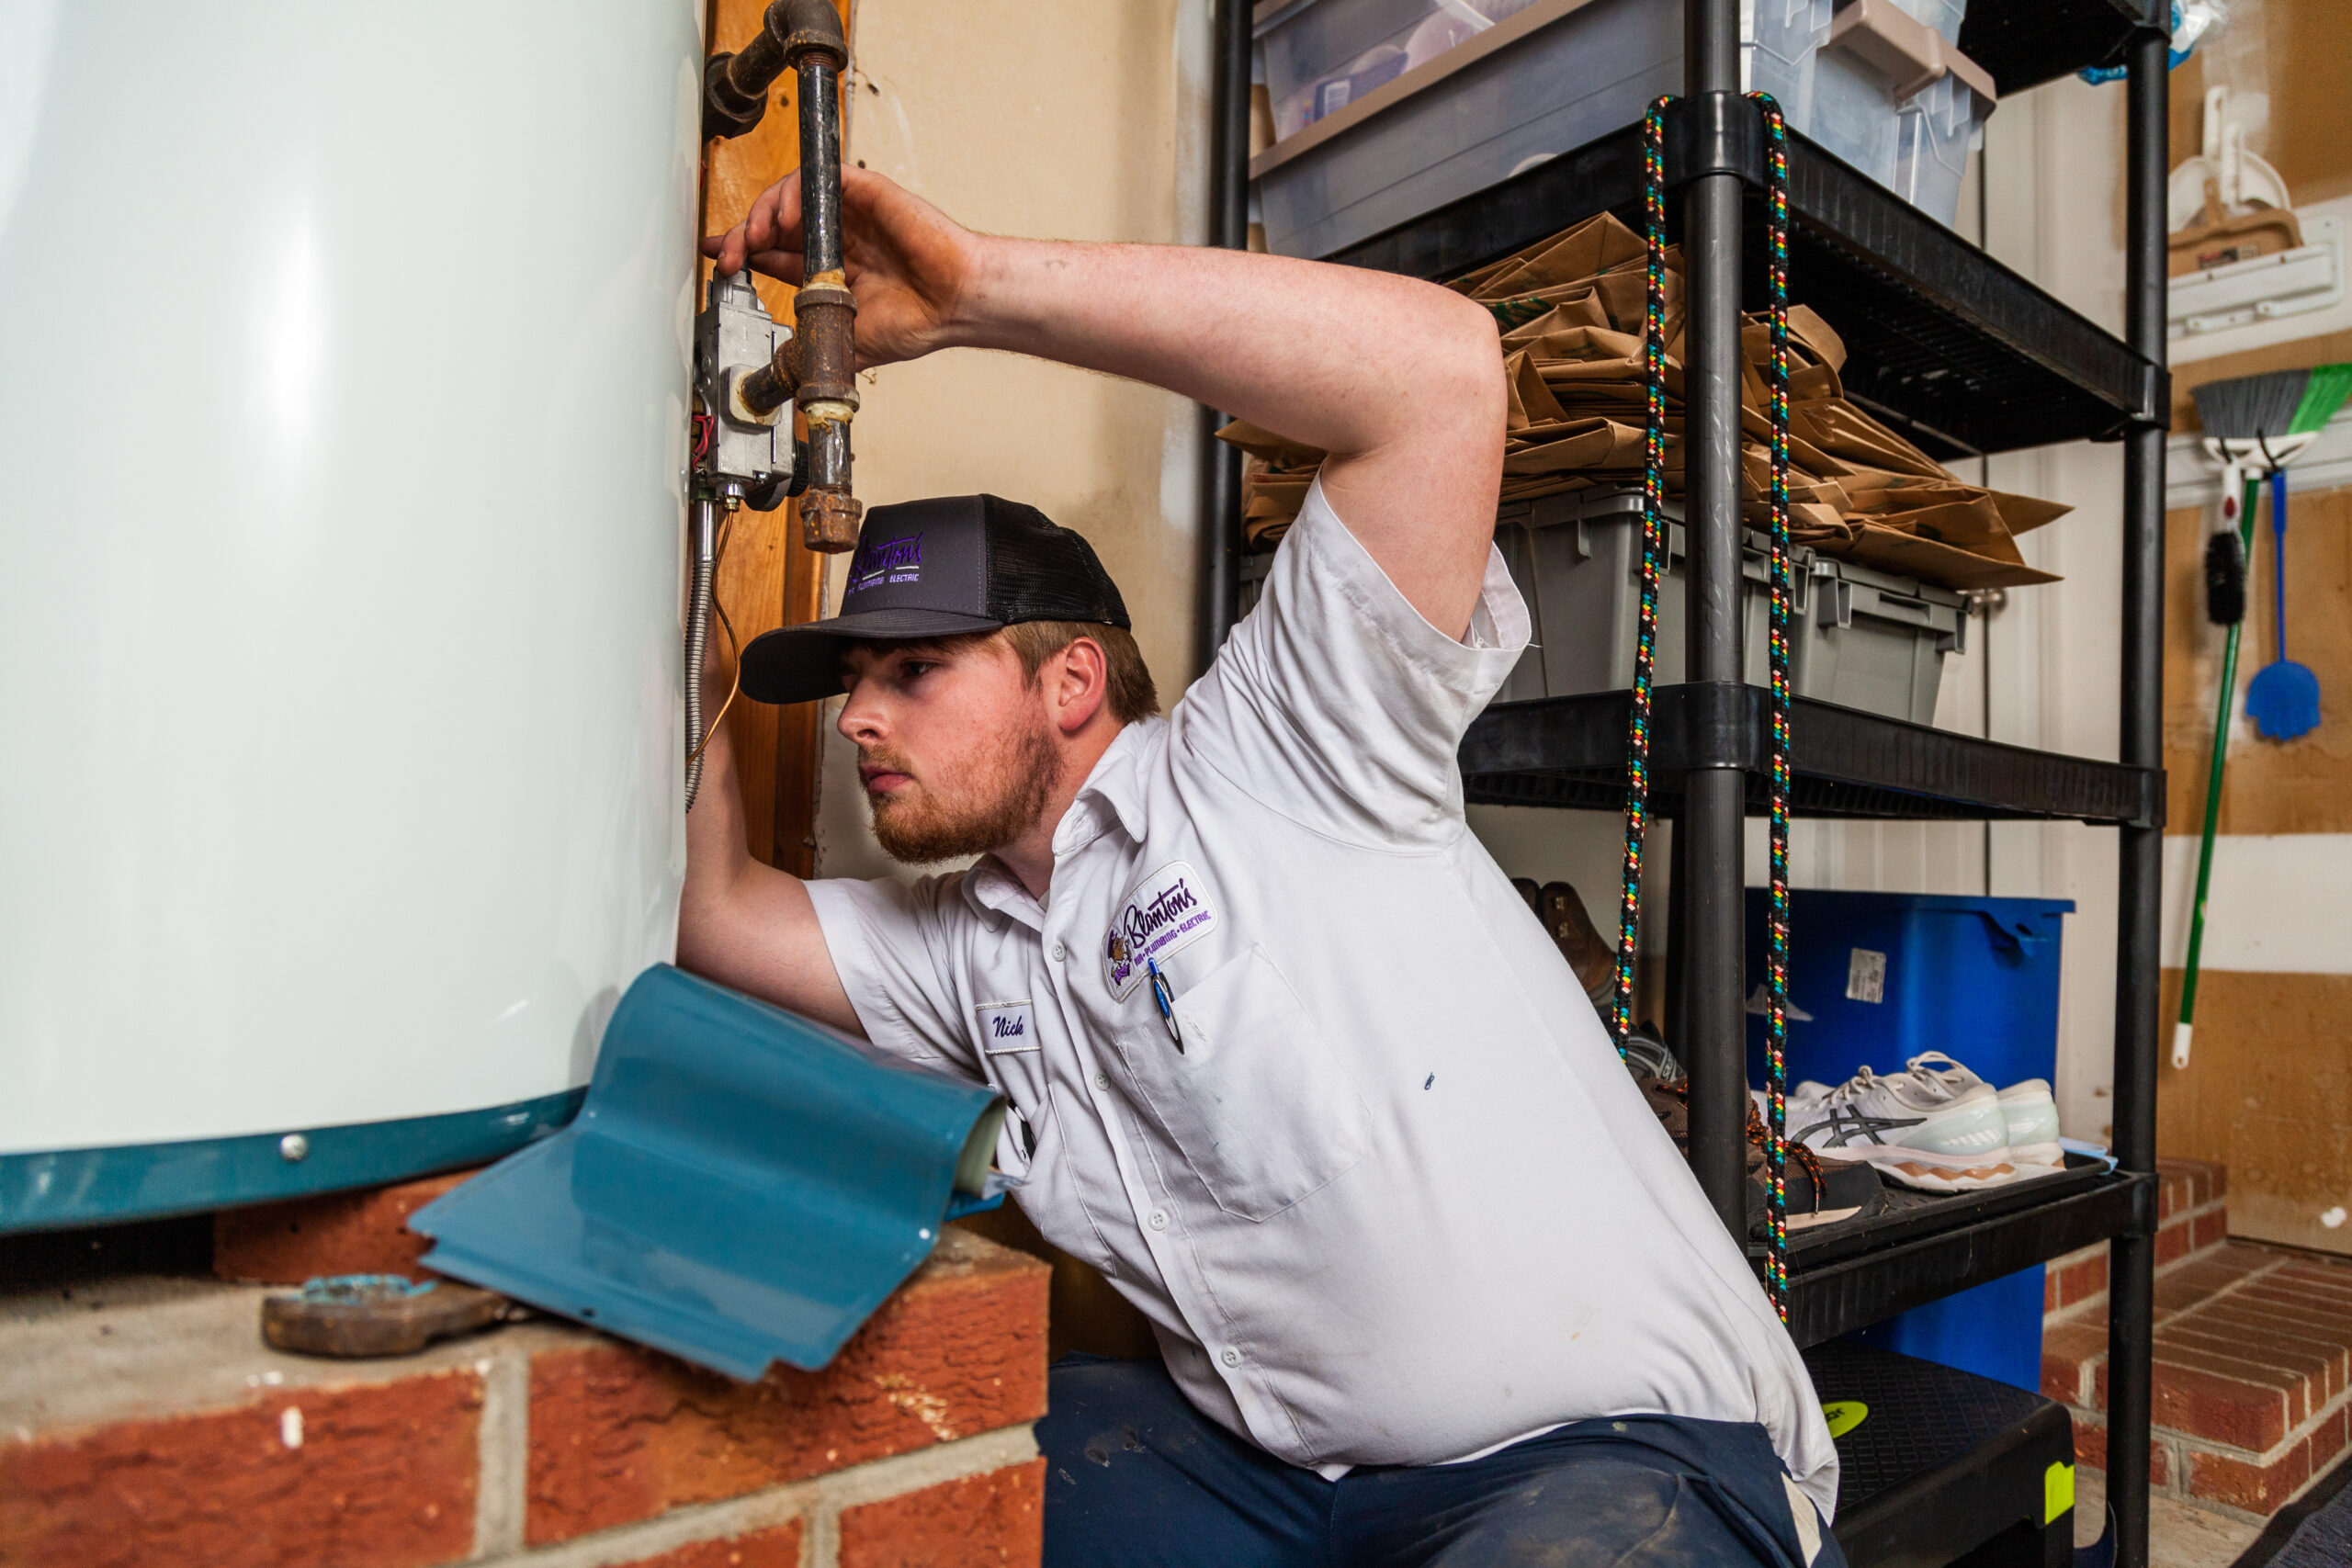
top-left (1258, 0), bottom-right (1545, 144)
top-left (1251, 0), bottom-right (1996, 258)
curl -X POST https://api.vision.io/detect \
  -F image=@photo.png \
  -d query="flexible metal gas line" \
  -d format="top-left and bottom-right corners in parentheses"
top-left (683, 496), bottom-right (720, 812)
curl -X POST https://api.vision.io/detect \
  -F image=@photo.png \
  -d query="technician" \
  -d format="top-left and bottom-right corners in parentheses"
top-left (684, 166), bottom-right (1840, 1568)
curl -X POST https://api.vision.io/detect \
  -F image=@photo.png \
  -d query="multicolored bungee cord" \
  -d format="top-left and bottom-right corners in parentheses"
top-left (1756, 91), bottom-right (1796, 1318)
top-left (1612, 100), bottom-right (1674, 1060)
top-left (1624, 94), bottom-right (1799, 1321)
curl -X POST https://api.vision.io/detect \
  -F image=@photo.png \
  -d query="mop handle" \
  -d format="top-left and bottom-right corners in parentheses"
top-left (2271, 468), bottom-right (2289, 659)
top-left (2177, 474), bottom-right (2262, 1069)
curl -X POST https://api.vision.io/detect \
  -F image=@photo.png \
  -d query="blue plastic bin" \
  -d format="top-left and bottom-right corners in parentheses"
top-left (1849, 1264), bottom-right (2047, 1392)
top-left (1744, 890), bottom-right (2072, 1390)
top-left (1742, 889), bottom-right (2075, 1094)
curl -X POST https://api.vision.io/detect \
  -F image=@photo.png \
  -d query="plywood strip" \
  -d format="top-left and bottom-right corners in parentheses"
top-left (2159, 968), bottom-right (2352, 1258)
top-left (698, 0), bottom-right (851, 873)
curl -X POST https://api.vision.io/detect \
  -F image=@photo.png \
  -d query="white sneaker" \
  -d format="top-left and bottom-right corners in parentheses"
top-left (1786, 1059), bottom-right (2017, 1193)
top-left (1905, 1052), bottom-right (2065, 1175)
top-left (1996, 1080), bottom-right (2064, 1172)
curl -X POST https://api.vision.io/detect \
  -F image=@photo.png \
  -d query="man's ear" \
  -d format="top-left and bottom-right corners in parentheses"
top-left (1048, 636), bottom-right (1111, 735)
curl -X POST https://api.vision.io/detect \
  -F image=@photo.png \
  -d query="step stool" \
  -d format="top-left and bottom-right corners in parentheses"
top-left (1808, 1342), bottom-right (2076, 1567)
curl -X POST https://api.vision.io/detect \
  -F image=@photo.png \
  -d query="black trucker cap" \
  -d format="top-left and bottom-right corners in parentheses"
top-left (738, 494), bottom-right (1130, 705)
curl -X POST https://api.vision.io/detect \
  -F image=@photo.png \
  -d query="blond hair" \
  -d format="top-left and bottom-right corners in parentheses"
top-left (1001, 621), bottom-right (1159, 722)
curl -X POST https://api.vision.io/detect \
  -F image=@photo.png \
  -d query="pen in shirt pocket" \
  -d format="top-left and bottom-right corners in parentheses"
top-left (1146, 957), bottom-right (1184, 1053)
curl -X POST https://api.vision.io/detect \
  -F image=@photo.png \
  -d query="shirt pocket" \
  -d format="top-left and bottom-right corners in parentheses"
top-left (1114, 943), bottom-right (1371, 1222)
top-left (974, 1005), bottom-right (1046, 1183)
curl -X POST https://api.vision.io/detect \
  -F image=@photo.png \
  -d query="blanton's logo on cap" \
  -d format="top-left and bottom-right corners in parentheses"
top-left (846, 533), bottom-right (923, 595)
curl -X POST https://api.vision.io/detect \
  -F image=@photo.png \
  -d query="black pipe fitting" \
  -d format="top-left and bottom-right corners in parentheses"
top-left (702, 0), bottom-right (848, 143)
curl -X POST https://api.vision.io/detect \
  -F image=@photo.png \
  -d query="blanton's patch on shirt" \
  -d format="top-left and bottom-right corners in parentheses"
top-left (975, 999), bottom-right (1039, 1055)
top-left (1102, 860), bottom-right (1219, 1000)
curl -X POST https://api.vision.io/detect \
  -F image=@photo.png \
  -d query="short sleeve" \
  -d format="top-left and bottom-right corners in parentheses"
top-left (1176, 479), bottom-right (1529, 847)
top-left (803, 874), bottom-right (983, 1081)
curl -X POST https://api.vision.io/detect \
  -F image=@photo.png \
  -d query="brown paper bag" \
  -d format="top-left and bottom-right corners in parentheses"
top-left (1471, 212), bottom-right (1647, 300)
top-left (1215, 418), bottom-right (1325, 468)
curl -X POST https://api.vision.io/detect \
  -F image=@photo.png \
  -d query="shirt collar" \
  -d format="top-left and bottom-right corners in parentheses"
top-left (961, 855), bottom-right (1043, 931)
top-left (1056, 716), bottom-right (1160, 857)
top-left (957, 718), bottom-right (1163, 931)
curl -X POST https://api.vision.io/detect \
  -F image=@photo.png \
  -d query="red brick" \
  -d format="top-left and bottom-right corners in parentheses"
top-left (2188, 1439), bottom-right (2313, 1514)
top-left (837, 1459), bottom-right (1045, 1568)
top-left (2045, 1271), bottom-right (2059, 1314)
top-left (2192, 1210), bottom-right (2230, 1253)
top-left (2157, 1157), bottom-right (2223, 1209)
top-left (2043, 1322), bottom-right (2108, 1404)
top-left (0, 1370), bottom-right (480, 1568)
top-left (2192, 1299), bottom-right (2352, 1364)
top-left (2248, 1274), bottom-right (2352, 1313)
top-left (2072, 1420), bottom-right (2171, 1485)
top-left (2140, 1353), bottom-right (2295, 1450)
top-left (2312, 1403), bottom-right (2352, 1471)
top-left (2267, 1265), bottom-right (2352, 1303)
top-left (2201, 1300), bottom-right (2352, 1379)
top-left (526, 1233), bottom-right (1048, 1544)
top-left (2155, 1222), bottom-right (2194, 1268)
top-left (214, 1170), bottom-right (478, 1285)
top-left (614, 1521), bottom-right (805, 1568)
top-left (2159, 1327), bottom-right (2333, 1414)
top-left (2055, 1254), bottom-right (2109, 1309)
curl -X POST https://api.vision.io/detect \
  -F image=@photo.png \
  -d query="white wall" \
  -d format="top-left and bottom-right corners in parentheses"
top-left (812, 0), bottom-right (1214, 882)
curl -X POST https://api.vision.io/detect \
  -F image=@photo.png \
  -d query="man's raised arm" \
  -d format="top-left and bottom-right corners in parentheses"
top-left (709, 169), bottom-right (1506, 637)
top-left (678, 701), bottom-right (861, 1034)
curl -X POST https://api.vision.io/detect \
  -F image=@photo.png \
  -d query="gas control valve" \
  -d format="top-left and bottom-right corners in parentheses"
top-left (693, 269), bottom-right (801, 512)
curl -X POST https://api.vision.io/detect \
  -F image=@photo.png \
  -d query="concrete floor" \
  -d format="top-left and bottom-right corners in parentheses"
top-left (2073, 1470), bottom-right (2264, 1568)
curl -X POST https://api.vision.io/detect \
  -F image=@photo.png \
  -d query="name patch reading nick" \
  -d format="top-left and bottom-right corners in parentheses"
top-left (976, 1000), bottom-right (1039, 1055)
top-left (1102, 861), bottom-right (1219, 1001)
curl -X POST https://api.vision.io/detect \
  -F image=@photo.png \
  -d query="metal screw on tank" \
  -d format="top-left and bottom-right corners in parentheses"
top-left (278, 1134), bottom-right (310, 1163)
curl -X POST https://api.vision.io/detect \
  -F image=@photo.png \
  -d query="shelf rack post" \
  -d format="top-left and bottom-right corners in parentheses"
top-left (1680, 0), bottom-right (1751, 1237)
top-left (2109, 17), bottom-right (2171, 1567)
top-left (1198, 0), bottom-right (1251, 672)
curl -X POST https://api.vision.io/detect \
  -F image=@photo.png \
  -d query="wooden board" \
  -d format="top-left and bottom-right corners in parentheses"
top-left (697, 0), bottom-right (851, 874)
top-left (2163, 489), bottom-right (2352, 836)
top-left (2159, 968), bottom-right (2352, 1257)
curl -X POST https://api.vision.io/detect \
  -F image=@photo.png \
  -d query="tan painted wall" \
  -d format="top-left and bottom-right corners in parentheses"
top-left (810, 0), bottom-right (1211, 883)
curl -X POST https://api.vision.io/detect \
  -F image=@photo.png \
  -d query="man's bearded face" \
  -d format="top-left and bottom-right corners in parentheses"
top-left (840, 637), bottom-right (1062, 864)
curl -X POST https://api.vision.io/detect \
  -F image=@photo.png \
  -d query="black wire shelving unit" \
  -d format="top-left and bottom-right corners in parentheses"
top-left (1209, 0), bottom-right (2170, 1562)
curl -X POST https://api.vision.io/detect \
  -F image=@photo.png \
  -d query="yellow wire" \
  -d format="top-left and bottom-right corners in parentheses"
top-left (688, 510), bottom-right (743, 768)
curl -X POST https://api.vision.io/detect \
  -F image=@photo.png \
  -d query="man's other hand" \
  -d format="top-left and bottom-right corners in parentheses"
top-left (703, 166), bottom-right (976, 371)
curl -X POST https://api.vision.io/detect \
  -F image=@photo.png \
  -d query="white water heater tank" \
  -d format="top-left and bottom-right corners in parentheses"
top-left (0, 1), bottom-right (701, 1226)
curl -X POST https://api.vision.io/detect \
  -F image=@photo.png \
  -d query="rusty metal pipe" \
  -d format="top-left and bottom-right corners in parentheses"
top-left (703, 0), bottom-right (859, 548)
top-left (787, 8), bottom-right (858, 550)
top-left (701, 0), bottom-right (847, 143)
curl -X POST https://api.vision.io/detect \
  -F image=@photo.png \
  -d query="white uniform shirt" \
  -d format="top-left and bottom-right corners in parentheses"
top-left (807, 480), bottom-right (1838, 1513)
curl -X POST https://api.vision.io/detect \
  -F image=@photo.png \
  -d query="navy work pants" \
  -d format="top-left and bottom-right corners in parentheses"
top-left (1036, 1355), bottom-right (1842, 1568)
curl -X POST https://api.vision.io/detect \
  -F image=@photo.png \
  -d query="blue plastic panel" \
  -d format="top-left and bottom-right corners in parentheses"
top-left (0, 1089), bottom-right (584, 1235)
top-left (1849, 1263), bottom-right (2049, 1393)
top-left (413, 964), bottom-right (1003, 1379)
top-left (1745, 889), bottom-right (2075, 1091)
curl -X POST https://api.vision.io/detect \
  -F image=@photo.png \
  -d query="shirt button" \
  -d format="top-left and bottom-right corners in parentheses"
top-left (1221, 1348), bottom-right (1242, 1369)
top-left (1148, 1210), bottom-right (1168, 1231)
top-left (1049, 940), bottom-right (1068, 962)
top-left (1094, 1071), bottom-right (1110, 1090)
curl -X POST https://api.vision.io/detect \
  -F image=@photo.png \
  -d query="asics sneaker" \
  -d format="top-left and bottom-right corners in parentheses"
top-left (1901, 1051), bottom-right (2065, 1174)
top-left (1785, 1061), bottom-right (2016, 1193)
